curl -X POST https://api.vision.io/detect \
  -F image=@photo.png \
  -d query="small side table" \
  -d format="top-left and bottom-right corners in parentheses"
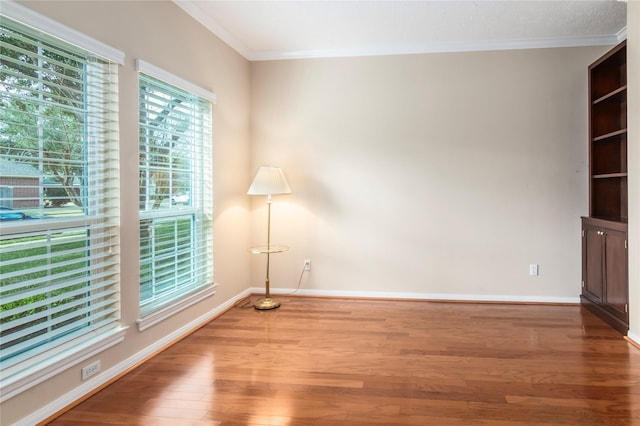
top-left (249, 244), bottom-right (289, 310)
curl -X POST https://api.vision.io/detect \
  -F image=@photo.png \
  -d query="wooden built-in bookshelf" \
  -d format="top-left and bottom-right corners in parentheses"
top-left (581, 40), bottom-right (628, 335)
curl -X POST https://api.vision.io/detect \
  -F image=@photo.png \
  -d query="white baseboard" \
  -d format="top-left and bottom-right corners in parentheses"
top-left (256, 287), bottom-right (580, 304)
top-left (627, 331), bottom-right (640, 348)
top-left (14, 289), bottom-right (252, 426)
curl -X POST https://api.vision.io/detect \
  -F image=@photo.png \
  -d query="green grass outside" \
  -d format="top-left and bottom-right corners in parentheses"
top-left (1, 211), bottom-right (192, 355)
top-left (1, 232), bottom-right (88, 322)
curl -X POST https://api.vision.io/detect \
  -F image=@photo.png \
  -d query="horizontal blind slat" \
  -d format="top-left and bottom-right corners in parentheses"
top-left (3, 287), bottom-right (118, 329)
top-left (1, 311), bottom-right (119, 360)
top-left (1, 265), bottom-right (118, 305)
top-left (0, 281), bottom-right (118, 323)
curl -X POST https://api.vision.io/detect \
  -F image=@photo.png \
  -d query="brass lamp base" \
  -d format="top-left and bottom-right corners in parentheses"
top-left (254, 297), bottom-right (281, 310)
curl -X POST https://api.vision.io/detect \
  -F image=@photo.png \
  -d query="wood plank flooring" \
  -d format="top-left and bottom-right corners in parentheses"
top-left (47, 297), bottom-right (640, 425)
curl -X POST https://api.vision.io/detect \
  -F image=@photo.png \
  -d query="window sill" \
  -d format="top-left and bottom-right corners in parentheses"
top-left (136, 284), bottom-right (218, 332)
top-left (1, 327), bottom-right (127, 402)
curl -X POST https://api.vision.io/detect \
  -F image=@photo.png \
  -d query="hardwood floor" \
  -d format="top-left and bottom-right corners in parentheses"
top-left (47, 297), bottom-right (640, 425)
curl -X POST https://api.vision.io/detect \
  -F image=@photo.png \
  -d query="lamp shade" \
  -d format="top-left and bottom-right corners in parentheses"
top-left (247, 166), bottom-right (291, 195)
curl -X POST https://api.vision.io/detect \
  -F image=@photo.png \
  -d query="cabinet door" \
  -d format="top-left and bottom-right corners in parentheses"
top-left (582, 224), bottom-right (604, 303)
top-left (603, 228), bottom-right (628, 322)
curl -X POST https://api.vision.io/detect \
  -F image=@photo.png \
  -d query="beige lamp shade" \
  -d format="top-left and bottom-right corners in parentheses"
top-left (247, 166), bottom-right (291, 195)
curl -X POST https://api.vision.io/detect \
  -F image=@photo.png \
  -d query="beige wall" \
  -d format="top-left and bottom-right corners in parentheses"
top-left (250, 47), bottom-right (611, 301)
top-left (3, 1), bottom-right (637, 424)
top-left (2, 1), bottom-right (252, 424)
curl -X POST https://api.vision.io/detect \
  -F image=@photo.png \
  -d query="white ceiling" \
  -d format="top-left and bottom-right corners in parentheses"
top-left (174, 1), bottom-right (627, 61)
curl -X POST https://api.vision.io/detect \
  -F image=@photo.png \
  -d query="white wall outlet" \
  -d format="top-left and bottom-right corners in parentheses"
top-left (304, 259), bottom-right (312, 271)
top-left (529, 264), bottom-right (539, 276)
top-left (81, 360), bottom-right (101, 380)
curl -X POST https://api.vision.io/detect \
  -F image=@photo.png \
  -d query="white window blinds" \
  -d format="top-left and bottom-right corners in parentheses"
top-left (138, 66), bottom-right (213, 317)
top-left (0, 15), bottom-right (121, 379)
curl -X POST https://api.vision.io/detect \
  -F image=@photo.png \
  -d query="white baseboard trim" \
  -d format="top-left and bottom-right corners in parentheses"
top-left (15, 289), bottom-right (252, 426)
top-left (626, 331), bottom-right (640, 348)
top-left (254, 287), bottom-right (580, 304)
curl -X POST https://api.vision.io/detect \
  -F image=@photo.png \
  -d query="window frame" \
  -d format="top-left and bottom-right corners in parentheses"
top-left (0, 3), bottom-right (125, 401)
top-left (136, 60), bottom-right (216, 331)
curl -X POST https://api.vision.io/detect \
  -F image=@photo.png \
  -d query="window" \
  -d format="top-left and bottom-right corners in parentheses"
top-left (0, 9), bottom-right (122, 396)
top-left (137, 61), bottom-right (214, 325)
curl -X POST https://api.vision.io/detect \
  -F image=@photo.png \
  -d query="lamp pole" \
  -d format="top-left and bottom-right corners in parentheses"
top-left (255, 193), bottom-right (280, 310)
top-left (265, 194), bottom-right (272, 299)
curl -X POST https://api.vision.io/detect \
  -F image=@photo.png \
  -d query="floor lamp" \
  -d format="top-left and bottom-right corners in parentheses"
top-left (247, 166), bottom-right (291, 310)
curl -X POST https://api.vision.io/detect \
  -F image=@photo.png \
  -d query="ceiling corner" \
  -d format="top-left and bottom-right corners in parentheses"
top-left (173, 0), bottom-right (252, 60)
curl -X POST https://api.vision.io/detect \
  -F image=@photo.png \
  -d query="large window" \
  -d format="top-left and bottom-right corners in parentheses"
top-left (0, 12), bottom-right (121, 394)
top-left (138, 61), bottom-right (214, 322)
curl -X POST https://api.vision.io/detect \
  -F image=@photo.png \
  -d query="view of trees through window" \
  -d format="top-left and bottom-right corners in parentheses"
top-left (138, 71), bottom-right (213, 315)
top-left (0, 18), bottom-right (120, 368)
top-left (0, 22), bottom-right (87, 211)
top-left (139, 82), bottom-right (193, 210)
top-left (0, 15), bottom-right (211, 368)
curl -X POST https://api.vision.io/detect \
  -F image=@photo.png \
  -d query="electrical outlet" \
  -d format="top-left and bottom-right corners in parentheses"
top-left (304, 259), bottom-right (311, 271)
top-left (529, 264), bottom-right (539, 276)
top-left (81, 360), bottom-right (101, 380)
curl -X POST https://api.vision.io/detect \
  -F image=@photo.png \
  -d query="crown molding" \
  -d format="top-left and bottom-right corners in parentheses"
top-left (617, 25), bottom-right (629, 41)
top-left (173, 0), bottom-right (251, 59)
top-left (248, 34), bottom-right (624, 61)
top-left (173, 0), bottom-right (627, 62)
